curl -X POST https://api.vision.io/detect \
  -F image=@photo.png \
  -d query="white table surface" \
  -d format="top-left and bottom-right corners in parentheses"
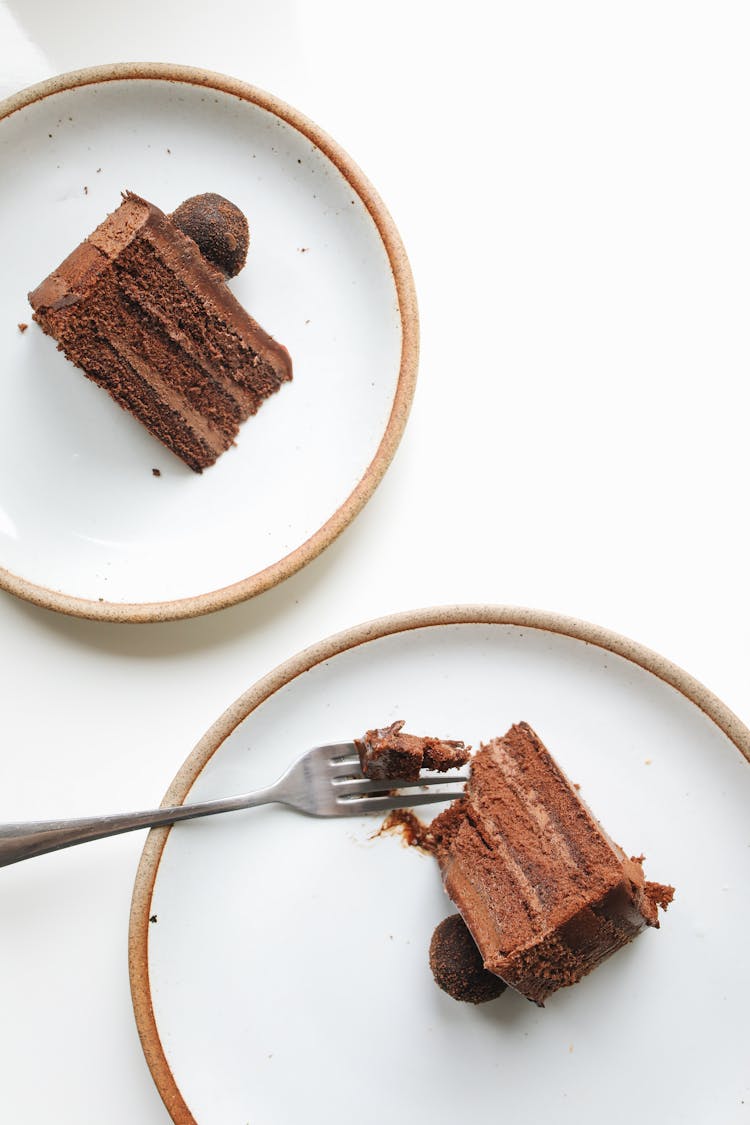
top-left (1, 3), bottom-right (749, 1122)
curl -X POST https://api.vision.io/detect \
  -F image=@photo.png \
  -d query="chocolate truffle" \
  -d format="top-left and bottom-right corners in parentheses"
top-left (356, 721), bottom-right (470, 782)
top-left (171, 192), bottom-right (249, 278)
top-left (429, 914), bottom-right (507, 1004)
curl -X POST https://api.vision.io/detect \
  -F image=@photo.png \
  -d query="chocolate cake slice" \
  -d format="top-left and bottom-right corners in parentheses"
top-left (430, 723), bottom-right (673, 1005)
top-left (356, 721), bottom-right (470, 781)
top-left (28, 192), bottom-right (292, 472)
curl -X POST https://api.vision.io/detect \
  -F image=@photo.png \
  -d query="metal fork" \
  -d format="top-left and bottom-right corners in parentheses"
top-left (0, 742), bottom-right (467, 867)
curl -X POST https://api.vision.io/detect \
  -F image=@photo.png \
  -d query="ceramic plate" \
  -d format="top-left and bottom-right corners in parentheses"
top-left (0, 64), bottom-right (417, 621)
top-left (130, 606), bottom-right (750, 1125)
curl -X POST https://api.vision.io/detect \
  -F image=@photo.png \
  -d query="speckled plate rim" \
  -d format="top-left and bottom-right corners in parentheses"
top-left (128, 602), bottom-right (750, 1125)
top-left (0, 62), bottom-right (419, 624)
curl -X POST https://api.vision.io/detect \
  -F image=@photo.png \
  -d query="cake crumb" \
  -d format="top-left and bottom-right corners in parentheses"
top-left (373, 809), bottom-right (436, 854)
top-left (83, 185), bottom-right (88, 195)
top-left (166, 148), bottom-right (171, 154)
top-left (569, 1044), bottom-right (574, 1053)
top-left (149, 915), bottom-right (158, 924)
top-left (644, 758), bottom-right (652, 765)
top-left (645, 881), bottom-right (675, 910)
top-left (298, 247), bottom-right (310, 253)
top-left (152, 468), bottom-right (161, 477)
top-left (17, 322), bottom-right (28, 333)
top-left (573, 782), bottom-right (580, 790)
top-left (96, 167), bottom-right (102, 173)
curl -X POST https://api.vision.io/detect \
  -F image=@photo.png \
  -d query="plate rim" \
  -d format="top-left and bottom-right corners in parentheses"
top-left (0, 62), bottom-right (419, 623)
top-left (127, 601), bottom-right (750, 1124)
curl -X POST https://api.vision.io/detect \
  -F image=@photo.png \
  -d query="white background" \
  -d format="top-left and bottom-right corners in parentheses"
top-left (0, 3), bottom-right (748, 1123)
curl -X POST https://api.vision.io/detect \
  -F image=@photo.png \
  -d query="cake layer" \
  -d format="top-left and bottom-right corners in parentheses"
top-left (112, 242), bottom-right (260, 418)
top-left (431, 723), bottom-right (672, 1004)
top-left (28, 192), bottom-right (292, 471)
top-left (112, 212), bottom-right (291, 404)
top-left (48, 325), bottom-right (226, 472)
top-left (30, 242), bottom-right (232, 470)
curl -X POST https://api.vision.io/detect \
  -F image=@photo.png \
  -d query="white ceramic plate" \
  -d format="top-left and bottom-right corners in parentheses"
top-left (130, 607), bottom-right (750, 1125)
top-left (0, 65), bottom-right (417, 621)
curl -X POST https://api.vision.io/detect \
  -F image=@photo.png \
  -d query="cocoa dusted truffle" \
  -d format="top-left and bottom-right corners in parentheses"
top-left (356, 721), bottom-right (470, 782)
top-left (429, 914), bottom-right (507, 1004)
top-left (171, 192), bottom-right (249, 278)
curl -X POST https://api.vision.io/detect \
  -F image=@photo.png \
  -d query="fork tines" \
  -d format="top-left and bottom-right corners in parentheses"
top-left (325, 742), bottom-right (467, 813)
top-left (333, 772), bottom-right (467, 812)
top-left (331, 772), bottom-right (469, 796)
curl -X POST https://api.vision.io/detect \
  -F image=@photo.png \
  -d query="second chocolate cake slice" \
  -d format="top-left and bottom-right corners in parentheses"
top-left (430, 722), bottom-right (673, 1005)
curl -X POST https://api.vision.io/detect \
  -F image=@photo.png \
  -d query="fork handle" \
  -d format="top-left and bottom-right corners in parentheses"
top-left (0, 786), bottom-right (279, 868)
